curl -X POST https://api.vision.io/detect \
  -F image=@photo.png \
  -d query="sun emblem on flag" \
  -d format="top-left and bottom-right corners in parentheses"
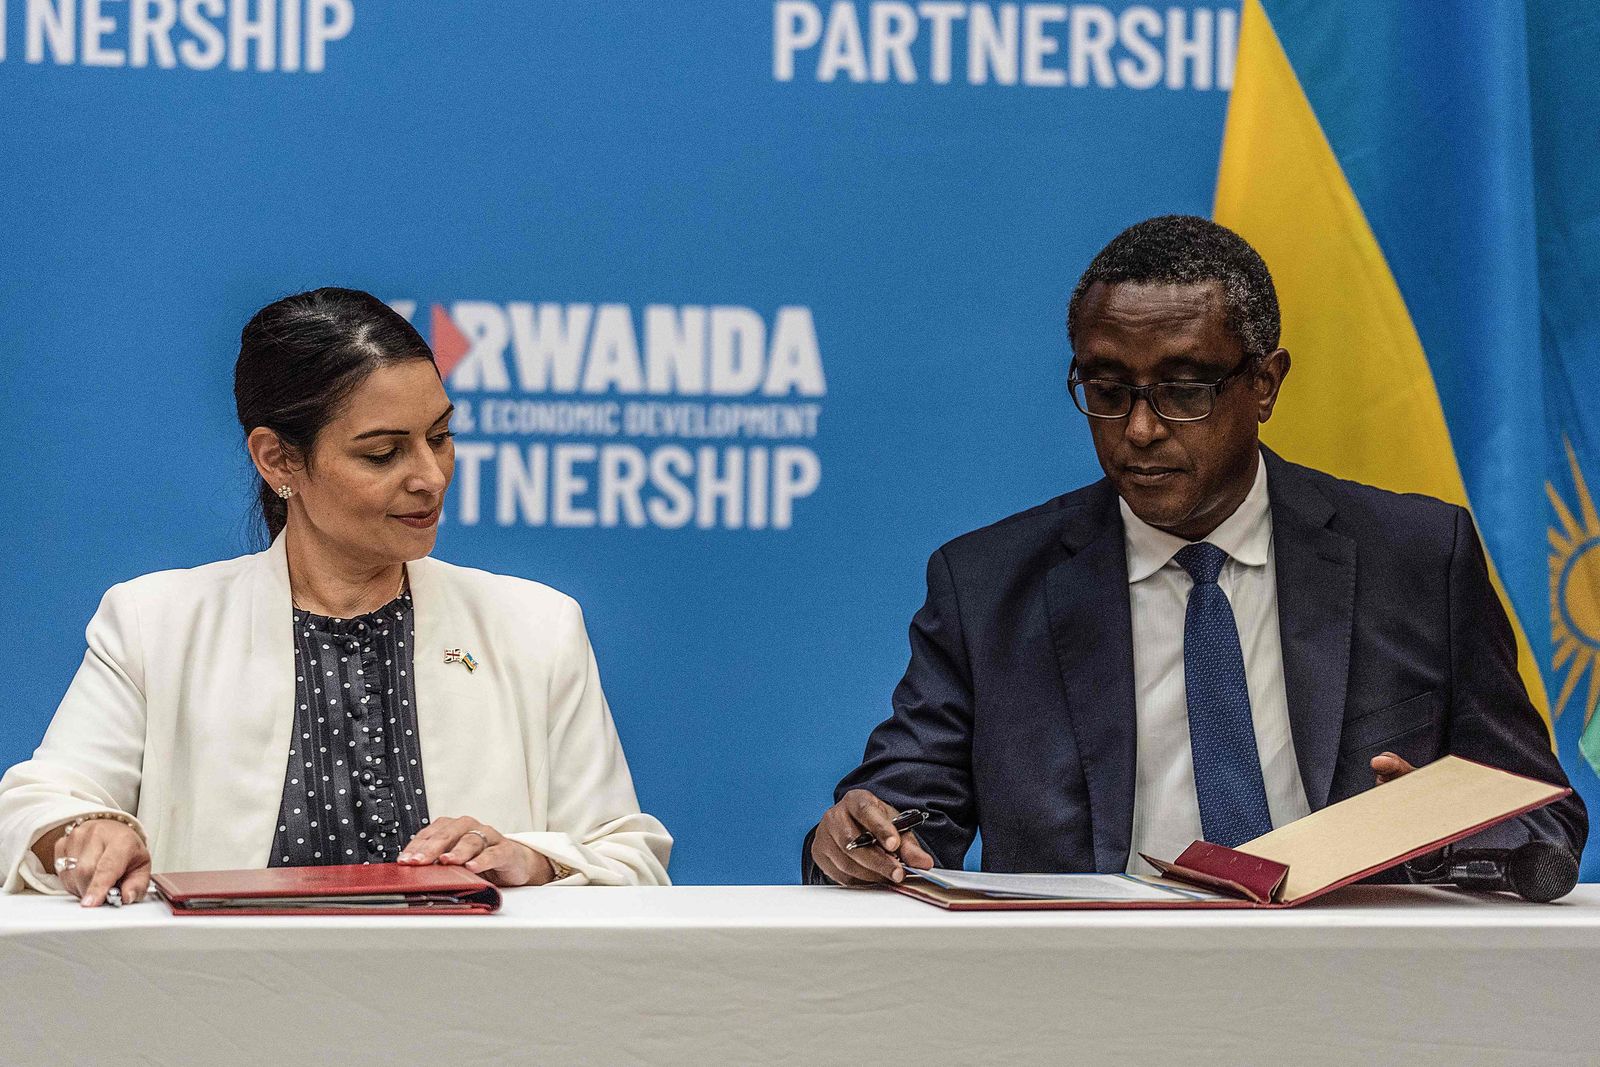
top-left (1548, 441), bottom-right (1600, 740)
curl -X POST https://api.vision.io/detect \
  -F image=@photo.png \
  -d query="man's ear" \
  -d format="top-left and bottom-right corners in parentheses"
top-left (247, 427), bottom-right (301, 493)
top-left (1256, 348), bottom-right (1290, 423)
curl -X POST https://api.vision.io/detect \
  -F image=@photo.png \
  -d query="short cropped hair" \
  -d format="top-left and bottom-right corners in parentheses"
top-left (1066, 215), bottom-right (1281, 357)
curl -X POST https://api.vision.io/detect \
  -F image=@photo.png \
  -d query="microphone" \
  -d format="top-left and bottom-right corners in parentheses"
top-left (1411, 840), bottom-right (1579, 903)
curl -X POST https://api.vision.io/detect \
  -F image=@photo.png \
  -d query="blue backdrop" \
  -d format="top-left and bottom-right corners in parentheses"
top-left (1, 1), bottom-right (1239, 882)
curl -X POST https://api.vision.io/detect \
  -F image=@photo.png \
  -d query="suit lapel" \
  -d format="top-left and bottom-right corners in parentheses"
top-left (1265, 450), bottom-right (1355, 811)
top-left (1044, 482), bottom-right (1138, 873)
top-left (404, 555), bottom-right (491, 816)
top-left (407, 555), bottom-right (451, 737)
top-left (236, 535), bottom-right (297, 867)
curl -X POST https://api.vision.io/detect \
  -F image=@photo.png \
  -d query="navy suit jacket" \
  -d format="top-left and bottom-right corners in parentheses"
top-left (803, 450), bottom-right (1587, 881)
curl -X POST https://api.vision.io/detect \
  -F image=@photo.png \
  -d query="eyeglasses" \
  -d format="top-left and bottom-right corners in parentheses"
top-left (1067, 353), bottom-right (1259, 422)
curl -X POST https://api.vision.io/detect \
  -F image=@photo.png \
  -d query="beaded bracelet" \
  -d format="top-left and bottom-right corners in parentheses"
top-left (62, 812), bottom-right (143, 838)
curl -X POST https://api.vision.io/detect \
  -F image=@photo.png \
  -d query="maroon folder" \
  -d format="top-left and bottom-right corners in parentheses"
top-left (153, 862), bottom-right (503, 916)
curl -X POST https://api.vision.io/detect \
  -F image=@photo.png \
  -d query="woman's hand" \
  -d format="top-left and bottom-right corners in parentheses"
top-left (35, 818), bottom-right (151, 906)
top-left (396, 816), bottom-right (556, 887)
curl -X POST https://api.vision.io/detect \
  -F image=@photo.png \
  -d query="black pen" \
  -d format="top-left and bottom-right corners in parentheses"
top-left (844, 809), bottom-right (929, 852)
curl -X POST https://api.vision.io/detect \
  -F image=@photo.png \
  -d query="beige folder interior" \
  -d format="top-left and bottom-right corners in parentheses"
top-left (1241, 756), bottom-right (1565, 903)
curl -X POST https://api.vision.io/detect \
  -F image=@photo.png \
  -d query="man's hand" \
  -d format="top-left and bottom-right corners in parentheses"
top-left (811, 789), bottom-right (936, 886)
top-left (397, 816), bottom-right (556, 887)
top-left (1371, 751), bottom-right (1417, 786)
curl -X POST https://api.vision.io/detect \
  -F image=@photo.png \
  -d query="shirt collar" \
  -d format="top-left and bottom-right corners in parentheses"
top-left (1120, 451), bottom-right (1272, 584)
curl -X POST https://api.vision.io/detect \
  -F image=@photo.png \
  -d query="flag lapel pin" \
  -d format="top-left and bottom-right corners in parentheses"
top-left (444, 648), bottom-right (479, 672)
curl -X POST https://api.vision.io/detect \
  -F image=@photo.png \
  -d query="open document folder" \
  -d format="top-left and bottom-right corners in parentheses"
top-left (894, 756), bottom-right (1570, 910)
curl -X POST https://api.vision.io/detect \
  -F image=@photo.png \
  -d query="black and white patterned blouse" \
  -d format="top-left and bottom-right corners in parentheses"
top-left (270, 589), bottom-right (431, 867)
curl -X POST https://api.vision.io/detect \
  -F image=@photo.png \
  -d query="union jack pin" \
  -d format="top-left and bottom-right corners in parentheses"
top-left (444, 648), bottom-right (479, 672)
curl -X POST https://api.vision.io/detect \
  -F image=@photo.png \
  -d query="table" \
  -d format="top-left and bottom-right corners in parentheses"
top-left (3, 885), bottom-right (1598, 1065)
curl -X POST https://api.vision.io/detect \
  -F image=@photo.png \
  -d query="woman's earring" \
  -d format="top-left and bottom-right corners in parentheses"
top-left (276, 485), bottom-right (294, 500)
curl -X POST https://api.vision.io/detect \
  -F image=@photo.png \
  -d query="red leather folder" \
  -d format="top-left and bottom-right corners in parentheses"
top-left (1142, 841), bottom-right (1289, 904)
top-left (894, 756), bottom-right (1572, 910)
top-left (153, 863), bottom-right (503, 916)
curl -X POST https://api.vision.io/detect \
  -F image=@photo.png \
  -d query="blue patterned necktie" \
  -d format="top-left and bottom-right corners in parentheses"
top-left (1174, 541), bottom-right (1273, 848)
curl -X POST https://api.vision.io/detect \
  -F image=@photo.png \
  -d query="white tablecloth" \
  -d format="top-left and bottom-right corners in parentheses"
top-left (2, 884), bottom-right (1598, 1065)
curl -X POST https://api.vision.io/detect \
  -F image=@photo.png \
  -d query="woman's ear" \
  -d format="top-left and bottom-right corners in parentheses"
top-left (247, 427), bottom-right (300, 492)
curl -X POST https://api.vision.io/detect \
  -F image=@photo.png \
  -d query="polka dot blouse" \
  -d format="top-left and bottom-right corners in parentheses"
top-left (270, 589), bottom-right (431, 867)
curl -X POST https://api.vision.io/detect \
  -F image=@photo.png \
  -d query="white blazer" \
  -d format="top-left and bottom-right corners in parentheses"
top-left (0, 537), bottom-right (671, 892)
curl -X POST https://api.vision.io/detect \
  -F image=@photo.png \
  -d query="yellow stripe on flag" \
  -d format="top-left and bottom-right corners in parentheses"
top-left (1214, 0), bottom-right (1552, 734)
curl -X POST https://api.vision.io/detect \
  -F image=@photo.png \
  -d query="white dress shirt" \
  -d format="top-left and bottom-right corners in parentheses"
top-left (1122, 454), bottom-right (1310, 874)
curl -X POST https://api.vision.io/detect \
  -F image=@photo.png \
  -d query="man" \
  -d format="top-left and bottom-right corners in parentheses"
top-left (805, 215), bottom-right (1586, 886)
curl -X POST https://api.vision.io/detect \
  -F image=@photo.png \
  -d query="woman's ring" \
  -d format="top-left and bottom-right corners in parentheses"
top-left (54, 856), bottom-right (77, 873)
top-left (462, 829), bottom-right (491, 847)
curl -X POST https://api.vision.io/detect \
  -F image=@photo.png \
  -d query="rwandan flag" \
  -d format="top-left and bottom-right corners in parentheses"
top-left (1214, 0), bottom-right (1600, 877)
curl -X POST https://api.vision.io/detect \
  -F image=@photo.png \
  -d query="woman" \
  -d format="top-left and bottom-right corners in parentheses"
top-left (0, 288), bottom-right (671, 904)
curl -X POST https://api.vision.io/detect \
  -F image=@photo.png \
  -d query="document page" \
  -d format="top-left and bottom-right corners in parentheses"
top-left (908, 869), bottom-right (1224, 902)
